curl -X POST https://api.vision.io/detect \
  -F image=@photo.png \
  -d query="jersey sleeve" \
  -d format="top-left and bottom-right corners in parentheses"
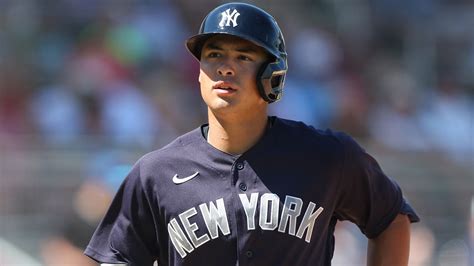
top-left (334, 133), bottom-right (419, 238)
top-left (84, 160), bottom-right (159, 265)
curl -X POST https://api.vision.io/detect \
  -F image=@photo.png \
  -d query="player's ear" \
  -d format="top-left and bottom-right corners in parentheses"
top-left (198, 69), bottom-right (203, 83)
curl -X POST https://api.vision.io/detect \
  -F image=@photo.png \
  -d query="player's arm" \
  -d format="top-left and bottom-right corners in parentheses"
top-left (367, 213), bottom-right (411, 266)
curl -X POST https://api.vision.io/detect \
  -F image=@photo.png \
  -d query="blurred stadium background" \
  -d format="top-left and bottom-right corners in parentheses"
top-left (0, 0), bottom-right (472, 265)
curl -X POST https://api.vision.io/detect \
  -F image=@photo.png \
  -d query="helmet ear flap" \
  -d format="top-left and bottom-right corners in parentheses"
top-left (257, 60), bottom-right (286, 103)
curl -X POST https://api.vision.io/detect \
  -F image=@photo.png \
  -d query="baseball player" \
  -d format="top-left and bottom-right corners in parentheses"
top-left (85, 2), bottom-right (419, 265)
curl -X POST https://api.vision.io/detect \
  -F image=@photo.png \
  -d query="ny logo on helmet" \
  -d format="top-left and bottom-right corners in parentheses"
top-left (219, 9), bottom-right (240, 28)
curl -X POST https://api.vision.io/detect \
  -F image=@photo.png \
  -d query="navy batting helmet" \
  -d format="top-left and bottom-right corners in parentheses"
top-left (186, 2), bottom-right (288, 103)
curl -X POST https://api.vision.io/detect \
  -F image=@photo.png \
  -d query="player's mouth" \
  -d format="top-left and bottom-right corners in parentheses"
top-left (213, 81), bottom-right (237, 94)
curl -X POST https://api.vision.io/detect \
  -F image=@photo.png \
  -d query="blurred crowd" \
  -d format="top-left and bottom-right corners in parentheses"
top-left (0, 0), bottom-right (472, 162)
top-left (0, 0), bottom-right (472, 265)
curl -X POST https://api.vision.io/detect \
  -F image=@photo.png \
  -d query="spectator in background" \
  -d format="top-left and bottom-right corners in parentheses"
top-left (367, 57), bottom-right (430, 151)
top-left (419, 76), bottom-right (474, 165)
top-left (29, 85), bottom-right (85, 144)
top-left (99, 80), bottom-right (162, 148)
top-left (0, 62), bottom-right (34, 138)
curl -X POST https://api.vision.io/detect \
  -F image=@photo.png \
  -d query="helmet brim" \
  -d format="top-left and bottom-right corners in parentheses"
top-left (185, 33), bottom-right (218, 61)
top-left (185, 32), bottom-right (280, 61)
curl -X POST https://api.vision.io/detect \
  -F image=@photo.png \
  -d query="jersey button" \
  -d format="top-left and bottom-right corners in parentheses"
top-left (239, 183), bottom-right (247, 191)
top-left (245, 250), bottom-right (253, 258)
top-left (236, 162), bottom-right (244, 170)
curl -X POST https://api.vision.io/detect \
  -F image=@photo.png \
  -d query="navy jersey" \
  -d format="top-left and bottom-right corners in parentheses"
top-left (85, 116), bottom-right (419, 265)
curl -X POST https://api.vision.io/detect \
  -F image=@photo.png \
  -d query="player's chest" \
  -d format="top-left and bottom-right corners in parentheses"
top-left (153, 156), bottom-right (340, 235)
top-left (154, 156), bottom-right (339, 210)
top-left (152, 158), bottom-right (339, 259)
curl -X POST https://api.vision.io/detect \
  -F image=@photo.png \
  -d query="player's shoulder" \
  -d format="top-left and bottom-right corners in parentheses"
top-left (274, 116), bottom-right (365, 161)
top-left (114, 127), bottom-right (205, 188)
top-left (137, 126), bottom-right (204, 165)
top-left (273, 116), bottom-right (353, 145)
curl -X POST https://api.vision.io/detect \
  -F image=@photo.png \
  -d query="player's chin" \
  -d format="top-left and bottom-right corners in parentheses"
top-left (207, 98), bottom-right (239, 112)
top-left (209, 101), bottom-right (234, 111)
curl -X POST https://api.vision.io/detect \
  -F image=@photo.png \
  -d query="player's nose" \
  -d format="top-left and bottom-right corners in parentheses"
top-left (217, 59), bottom-right (235, 76)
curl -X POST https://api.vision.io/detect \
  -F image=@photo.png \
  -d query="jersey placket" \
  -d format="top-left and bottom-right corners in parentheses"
top-left (231, 156), bottom-right (258, 266)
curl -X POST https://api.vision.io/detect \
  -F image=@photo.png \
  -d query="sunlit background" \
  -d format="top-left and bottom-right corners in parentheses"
top-left (0, 0), bottom-right (472, 265)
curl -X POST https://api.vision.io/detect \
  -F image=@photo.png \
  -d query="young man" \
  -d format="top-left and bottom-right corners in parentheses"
top-left (85, 2), bottom-right (419, 265)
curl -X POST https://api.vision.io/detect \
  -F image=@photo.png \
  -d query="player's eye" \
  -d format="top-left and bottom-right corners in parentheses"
top-left (207, 52), bottom-right (221, 58)
top-left (238, 55), bottom-right (252, 61)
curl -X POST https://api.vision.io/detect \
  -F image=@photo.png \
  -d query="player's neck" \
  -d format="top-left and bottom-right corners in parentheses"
top-left (207, 110), bottom-right (268, 155)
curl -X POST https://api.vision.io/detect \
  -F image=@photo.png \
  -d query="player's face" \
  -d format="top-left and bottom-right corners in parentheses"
top-left (199, 35), bottom-right (270, 117)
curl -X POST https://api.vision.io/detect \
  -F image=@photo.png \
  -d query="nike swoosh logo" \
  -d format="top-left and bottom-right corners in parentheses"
top-left (172, 172), bottom-right (199, 184)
